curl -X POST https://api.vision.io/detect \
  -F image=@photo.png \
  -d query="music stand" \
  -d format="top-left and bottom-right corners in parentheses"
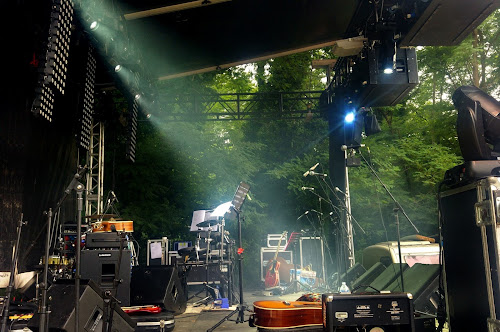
top-left (207, 182), bottom-right (250, 332)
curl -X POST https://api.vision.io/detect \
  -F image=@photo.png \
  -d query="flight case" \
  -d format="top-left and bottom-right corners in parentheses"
top-left (440, 177), bottom-right (500, 331)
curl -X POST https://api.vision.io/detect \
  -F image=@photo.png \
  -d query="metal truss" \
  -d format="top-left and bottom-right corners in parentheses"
top-left (160, 90), bottom-right (327, 121)
top-left (85, 121), bottom-right (104, 217)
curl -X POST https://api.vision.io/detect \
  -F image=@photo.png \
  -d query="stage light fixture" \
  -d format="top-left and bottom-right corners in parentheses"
top-left (383, 67), bottom-right (394, 74)
top-left (114, 64), bottom-right (122, 72)
top-left (453, 85), bottom-right (500, 161)
top-left (146, 113), bottom-right (152, 119)
top-left (134, 93), bottom-right (141, 101)
top-left (32, 0), bottom-right (74, 122)
top-left (90, 21), bottom-right (99, 31)
top-left (345, 111), bottom-right (355, 123)
top-left (126, 99), bottom-right (139, 162)
top-left (78, 45), bottom-right (96, 150)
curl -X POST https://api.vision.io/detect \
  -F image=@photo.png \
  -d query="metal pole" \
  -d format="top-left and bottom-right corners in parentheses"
top-left (38, 209), bottom-right (52, 332)
top-left (236, 211), bottom-right (244, 323)
top-left (344, 150), bottom-right (355, 268)
top-left (75, 184), bottom-right (85, 332)
top-left (394, 208), bottom-right (405, 292)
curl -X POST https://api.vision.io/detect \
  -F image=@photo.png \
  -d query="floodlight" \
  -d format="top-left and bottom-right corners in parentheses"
top-left (90, 21), bottom-right (99, 31)
top-left (344, 111), bottom-right (355, 123)
top-left (211, 201), bottom-right (233, 218)
top-left (453, 85), bottom-right (500, 161)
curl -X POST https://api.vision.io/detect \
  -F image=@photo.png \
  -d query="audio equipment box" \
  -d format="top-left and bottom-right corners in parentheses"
top-left (322, 292), bottom-right (415, 332)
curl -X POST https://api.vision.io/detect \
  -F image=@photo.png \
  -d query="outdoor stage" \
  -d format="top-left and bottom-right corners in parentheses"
top-left (176, 288), bottom-right (302, 332)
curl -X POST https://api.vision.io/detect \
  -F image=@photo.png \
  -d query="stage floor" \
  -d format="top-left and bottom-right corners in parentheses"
top-left (176, 288), bottom-right (305, 331)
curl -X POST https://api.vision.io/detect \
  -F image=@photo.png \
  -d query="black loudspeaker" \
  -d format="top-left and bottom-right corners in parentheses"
top-left (339, 263), bottom-right (366, 288)
top-left (130, 266), bottom-right (187, 315)
top-left (28, 280), bottom-right (135, 332)
top-left (80, 249), bottom-right (131, 306)
top-left (363, 263), bottom-right (409, 292)
top-left (351, 262), bottom-right (386, 290)
top-left (388, 263), bottom-right (440, 315)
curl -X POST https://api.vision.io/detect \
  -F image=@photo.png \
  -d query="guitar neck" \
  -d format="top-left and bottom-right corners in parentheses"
top-left (272, 232), bottom-right (286, 260)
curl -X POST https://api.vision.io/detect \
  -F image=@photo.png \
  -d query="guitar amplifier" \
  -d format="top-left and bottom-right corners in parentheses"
top-left (322, 293), bottom-right (415, 331)
top-left (260, 248), bottom-right (293, 281)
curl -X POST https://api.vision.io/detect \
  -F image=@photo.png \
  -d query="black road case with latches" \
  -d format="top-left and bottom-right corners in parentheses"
top-left (441, 177), bottom-right (500, 331)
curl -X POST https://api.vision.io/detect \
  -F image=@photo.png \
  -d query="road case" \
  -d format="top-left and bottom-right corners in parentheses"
top-left (440, 177), bottom-right (500, 331)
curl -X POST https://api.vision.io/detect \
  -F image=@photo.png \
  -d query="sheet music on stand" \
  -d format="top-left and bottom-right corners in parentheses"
top-left (190, 210), bottom-right (219, 232)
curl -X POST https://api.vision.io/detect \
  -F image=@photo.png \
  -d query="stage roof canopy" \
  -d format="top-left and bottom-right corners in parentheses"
top-left (108, 0), bottom-right (498, 80)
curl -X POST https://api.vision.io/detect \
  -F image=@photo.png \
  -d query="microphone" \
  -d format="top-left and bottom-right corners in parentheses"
top-left (303, 163), bottom-right (320, 177)
top-left (309, 171), bottom-right (328, 177)
top-left (297, 211), bottom-right (309, 220)
top-left (111, 190), bottom-right (119, 202)
top-left (334, 187), bottom-right (347, 196)
top-left (309, 163), bottom-right (319, 171)
top-left (301, 187), bottom-right (315, 191)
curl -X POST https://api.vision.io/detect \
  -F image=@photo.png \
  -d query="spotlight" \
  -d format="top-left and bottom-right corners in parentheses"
top-left (146, 113), bottom-right (152, 119)
top-left (344, 111), bottom-right (355, 123)
top-left (383, 67), bottom-right (394, 74)
top-left (134, 93), bottom-right (141, 100)
top-left (114, 64), bottom-right (122, 72)
top-left (90, 21), bottom-right (99, 31)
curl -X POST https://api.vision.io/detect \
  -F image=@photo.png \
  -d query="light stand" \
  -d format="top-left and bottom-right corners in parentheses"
top-left (206, 182), bottom-right (250, 332)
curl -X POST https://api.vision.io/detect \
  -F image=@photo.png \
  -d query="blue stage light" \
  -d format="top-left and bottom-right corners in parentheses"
top-left (345, 112), bottom-right (355, 123)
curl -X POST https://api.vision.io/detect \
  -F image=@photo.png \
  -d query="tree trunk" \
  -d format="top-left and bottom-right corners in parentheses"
top-left (472, 29), bottom-right (480, 87)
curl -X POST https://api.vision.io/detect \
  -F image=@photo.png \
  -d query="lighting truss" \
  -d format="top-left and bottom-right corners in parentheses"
top-left (78, 45), bottom-right (96, 150)
top-left (32, 0), bottom-right (74, 122)
top-left (125, 99), bottom-right (138, 162)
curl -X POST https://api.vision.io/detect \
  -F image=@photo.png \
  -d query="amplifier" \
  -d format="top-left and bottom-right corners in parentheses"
top-left (86, 232), bottom-right (126, 249)
top-left (322, 293), bottom-right (415, 331)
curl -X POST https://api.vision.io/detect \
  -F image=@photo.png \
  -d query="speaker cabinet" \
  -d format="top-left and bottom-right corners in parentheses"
top-left (28, 280), bottom-right (135, 332)
top-left (80, 249), bottom-right (131, 306)
top-left (130, 266), bottom-right (187, 315)
top-left (387, 263), bottom-right (439, 315)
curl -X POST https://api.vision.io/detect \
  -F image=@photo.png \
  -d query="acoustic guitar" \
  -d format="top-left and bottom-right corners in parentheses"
top-left (264, 231), bottom-right (287, 288)
top-left (92, 220), bottom-right (134, 233)
top-left (252, 300), bottom-right (322, 329)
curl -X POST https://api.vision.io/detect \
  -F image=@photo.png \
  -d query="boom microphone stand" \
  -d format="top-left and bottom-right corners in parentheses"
top-left (359, 150), bottom-right (418, 292)
top-left (38, 167), bottom-right (86, 332)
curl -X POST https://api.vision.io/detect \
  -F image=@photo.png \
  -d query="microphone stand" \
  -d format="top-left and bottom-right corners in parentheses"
top-left (359, 152), bottom-right (419, 233)
top-left (1, 215), bottom-right (27, 332)
top-left (359, 151), bottom-right (418, 293)
top-left (38, 168), bottom-right (86, 332)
